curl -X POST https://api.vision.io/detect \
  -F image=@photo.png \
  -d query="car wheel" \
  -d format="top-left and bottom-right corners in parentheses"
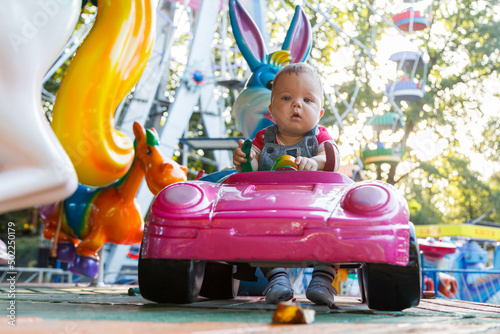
top-left (362, 222), bottom-right (421, 311)
top-left (200, 262), bottom-right (240, 299)
top-left (138, 253), bottom-right (205, 304)
top-left (356, 267), bottom-right (367, 303)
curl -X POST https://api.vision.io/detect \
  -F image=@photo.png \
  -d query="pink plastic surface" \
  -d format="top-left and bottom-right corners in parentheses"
top-left (143, 171), bottom-right (411, 267)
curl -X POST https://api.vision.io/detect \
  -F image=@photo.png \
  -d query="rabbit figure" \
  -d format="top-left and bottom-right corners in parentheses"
top-left (229, 0), bottom-right (312, 139)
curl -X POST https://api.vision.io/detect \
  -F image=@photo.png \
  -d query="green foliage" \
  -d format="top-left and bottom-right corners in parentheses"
top-left (13, 236), bottom-right (40, 268)
top-left (405, 150), bottom-right (500, 225)
top-left (0, 209), bottom-right (40, 239)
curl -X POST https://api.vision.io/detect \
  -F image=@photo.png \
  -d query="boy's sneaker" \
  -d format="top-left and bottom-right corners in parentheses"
top-left (263, 275), bottom-right (294, 304)
top-left (305, 274), bottom-right (338, 306)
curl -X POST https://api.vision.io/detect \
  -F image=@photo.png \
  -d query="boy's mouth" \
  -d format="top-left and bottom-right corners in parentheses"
top-left (291, 112), bottom-right (301, 119)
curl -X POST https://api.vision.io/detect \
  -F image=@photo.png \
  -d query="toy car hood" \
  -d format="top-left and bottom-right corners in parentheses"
top-left (145, 171), bottom-right (411, 266)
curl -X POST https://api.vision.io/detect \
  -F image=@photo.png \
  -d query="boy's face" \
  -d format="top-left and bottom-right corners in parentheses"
top-left (269, 71), bottom-right (324, 137)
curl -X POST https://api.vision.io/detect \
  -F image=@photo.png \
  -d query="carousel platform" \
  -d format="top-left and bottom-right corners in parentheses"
top-left (1, 284), bottom-right (500, 333)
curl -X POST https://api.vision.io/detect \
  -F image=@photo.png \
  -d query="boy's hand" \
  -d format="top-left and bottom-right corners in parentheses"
top-left (233, 139), bottom-right (254, 172)
top-left (295, 156), bottom-right (319, 171)
top-left (233, 139), bottom-right (250, 165)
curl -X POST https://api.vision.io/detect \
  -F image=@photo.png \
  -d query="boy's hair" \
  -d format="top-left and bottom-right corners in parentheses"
top-left (271, 63), bottom-right (324, 104)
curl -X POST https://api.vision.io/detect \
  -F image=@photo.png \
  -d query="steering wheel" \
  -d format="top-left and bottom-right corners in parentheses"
top-left (271, 155), bottom-right (297, 171)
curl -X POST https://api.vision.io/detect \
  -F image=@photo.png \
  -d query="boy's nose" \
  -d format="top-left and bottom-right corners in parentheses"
top-left (292, 99), bottom-right (302, 107)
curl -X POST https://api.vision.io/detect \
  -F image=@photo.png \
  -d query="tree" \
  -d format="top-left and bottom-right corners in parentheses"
top-left (401, 0), bottom-right (500, 224)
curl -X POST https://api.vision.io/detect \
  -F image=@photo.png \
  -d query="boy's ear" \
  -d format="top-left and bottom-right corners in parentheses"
top-left (268, 104), bottom-right (273, 117)
top-left (319, 108), bottom-right (324, 118)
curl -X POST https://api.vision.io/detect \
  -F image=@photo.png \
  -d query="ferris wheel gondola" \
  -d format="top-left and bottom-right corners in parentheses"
top-left (361, 112), bottom-right (405, 166)
top-left (389, 51), bottom-right (426, 72)
top-left (386, 50), bottom-right (427, 102)
top-left (392, 7), bottom-right (429, 32)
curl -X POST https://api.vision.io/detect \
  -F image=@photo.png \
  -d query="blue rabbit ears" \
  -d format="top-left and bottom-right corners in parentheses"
top-left (229, 0), bottom-right (312, 72)
top-left (283, 5), bottom-right (312, 65)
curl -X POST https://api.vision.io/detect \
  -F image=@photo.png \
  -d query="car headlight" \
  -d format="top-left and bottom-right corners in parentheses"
top-left (342, 184), bottom-right (390, 215)
top-left (158, 183), bottom-right (204, 211)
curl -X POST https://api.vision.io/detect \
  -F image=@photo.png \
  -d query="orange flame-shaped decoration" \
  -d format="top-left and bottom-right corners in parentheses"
top-left (51, 0), bottom-right (155, 186)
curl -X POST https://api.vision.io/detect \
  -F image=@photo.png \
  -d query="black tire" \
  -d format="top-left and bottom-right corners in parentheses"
top-left (138, 255), bottom-right (205, 304)
top-left (357, 267), bottom-right (367, 303)
top-left (200, 262), bottom-right (240, 299)
top-left (362, 222), bottom-right (421, 311)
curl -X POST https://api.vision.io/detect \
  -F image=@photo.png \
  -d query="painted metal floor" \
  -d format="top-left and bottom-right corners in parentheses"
top-left (1, 284), bottom-right (500, 333)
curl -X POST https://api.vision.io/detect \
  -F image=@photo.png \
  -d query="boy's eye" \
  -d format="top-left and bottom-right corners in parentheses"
top-left (282, 96), bottom-right (291, 101)
top-left (304, 98), bottom-right (312, 103)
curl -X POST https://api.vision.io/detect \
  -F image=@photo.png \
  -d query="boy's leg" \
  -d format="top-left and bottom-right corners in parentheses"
top-left (305, 265), bottom-right (337, 306)
top-left (261, 267), bottom-right (294, 304)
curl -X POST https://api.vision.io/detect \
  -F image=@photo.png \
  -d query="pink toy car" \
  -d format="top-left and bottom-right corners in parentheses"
top-left (139, 165), bottom-right (421, 311)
